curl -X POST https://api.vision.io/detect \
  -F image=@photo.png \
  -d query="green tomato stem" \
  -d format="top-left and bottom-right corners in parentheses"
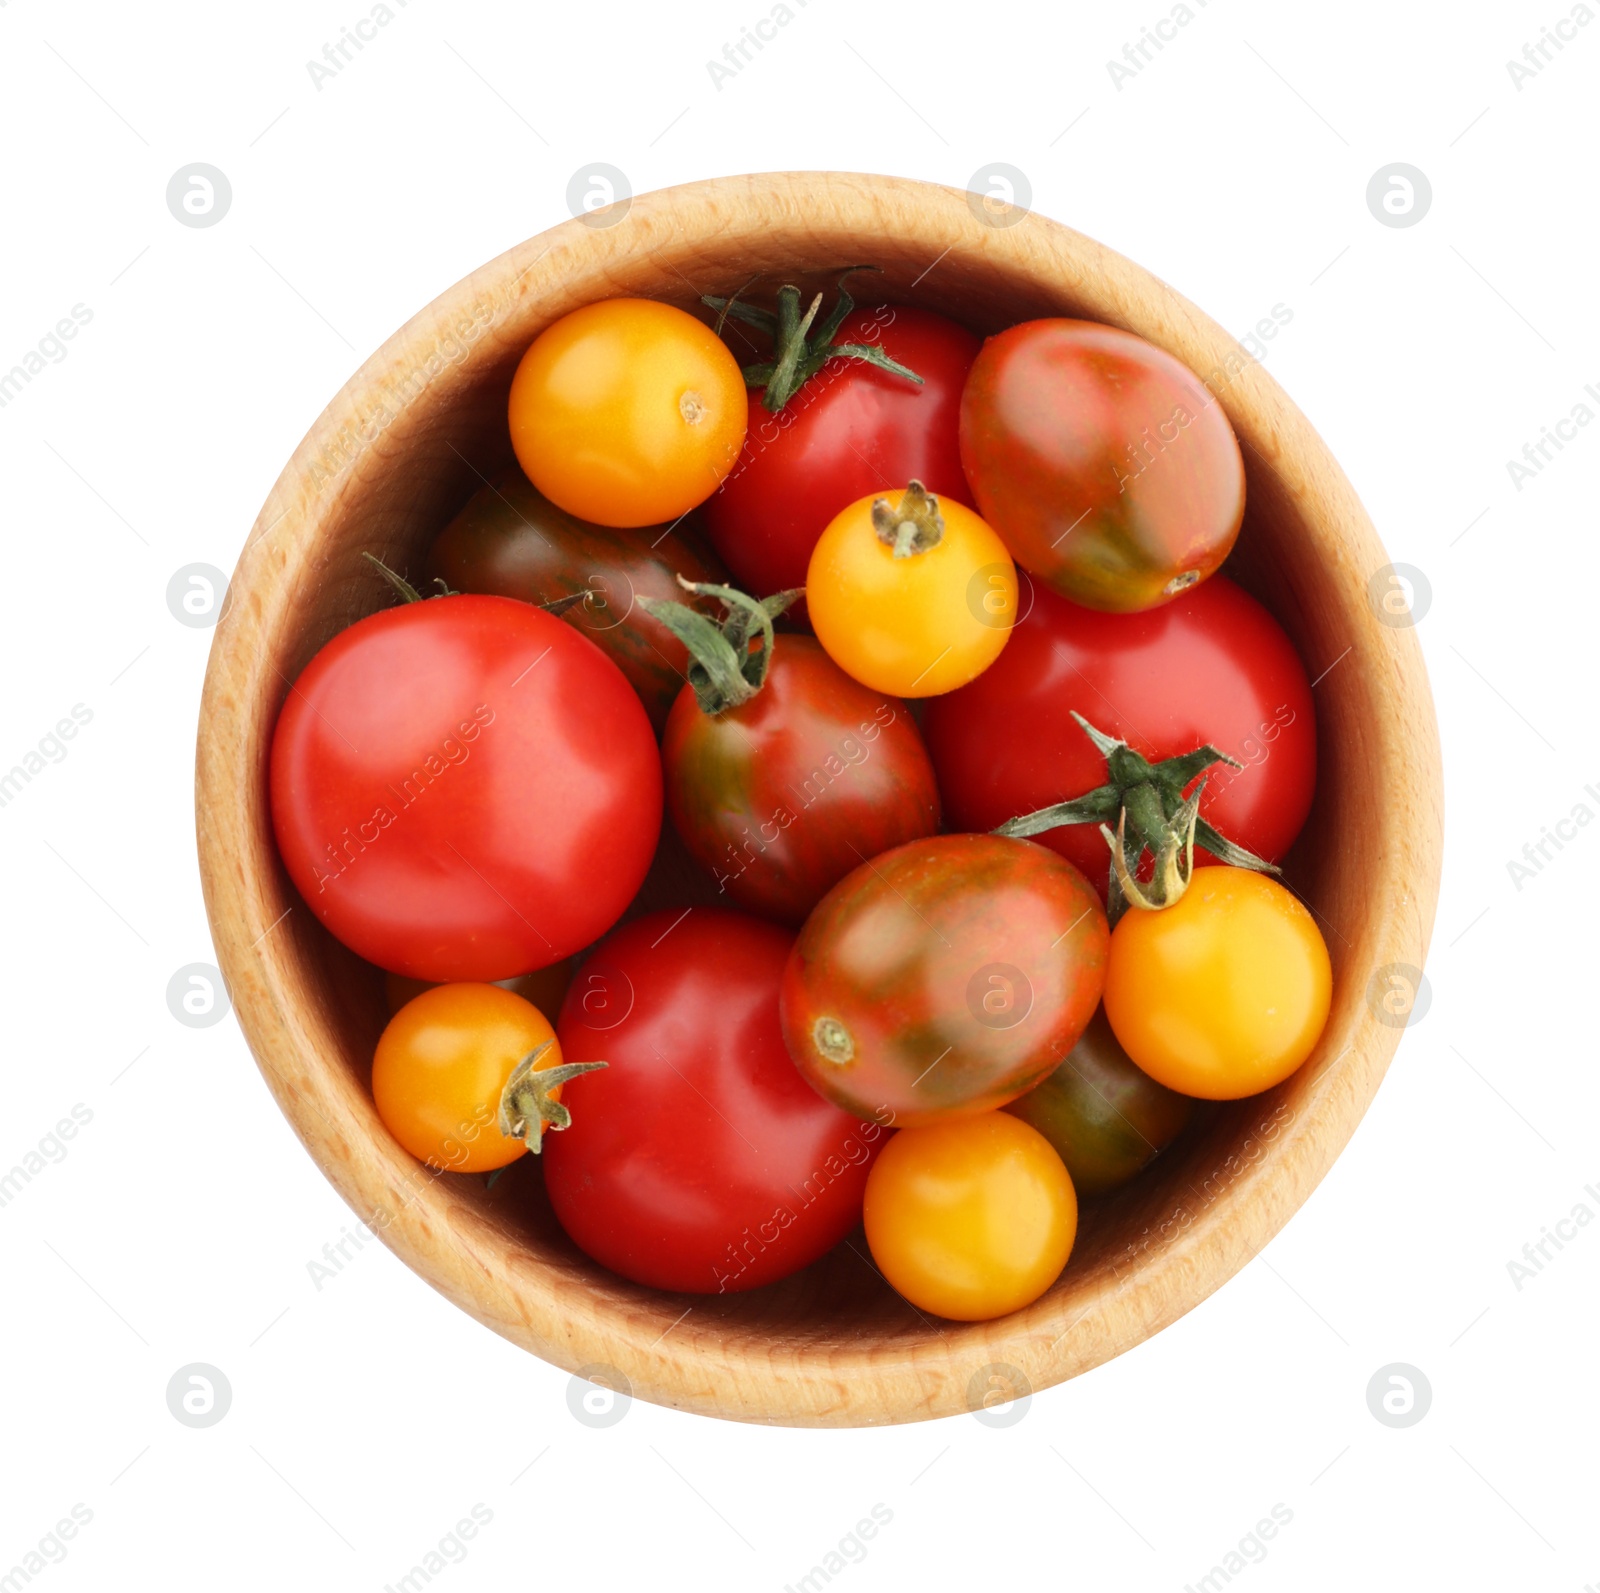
top-left (700, 267), bottom-right (924, 413)
top-left (995, 711), bottom-right (1279, 920)
top-left (638, 578), bottom-right (800, 716)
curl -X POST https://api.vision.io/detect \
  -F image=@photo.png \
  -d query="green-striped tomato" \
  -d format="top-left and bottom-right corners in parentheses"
top-left (426, 471), bottom-right (728, 733)
top-left (780, 834), bottom-right (1108, 1128)
top-left (662, 634), bottom-right (940, 923)
top-left (960, 319), bottom-right (1245, 613)
top-left (1003, 1007), bottom-right (1195, 1195)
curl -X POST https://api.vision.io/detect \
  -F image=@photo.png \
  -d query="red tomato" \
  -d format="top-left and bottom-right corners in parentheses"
top-left (921, 574), bottom-right (1315, 900)
top-left (960, 318), bottom-right (1244, 612)
top-left (700, 305), bottom-right (980, 596)
top-left (270, 594), bottom-right (661, 980)
top-left (662, 634), bottom-right (940, 923)
top-left (543, 909), bottom-right (882, 1294)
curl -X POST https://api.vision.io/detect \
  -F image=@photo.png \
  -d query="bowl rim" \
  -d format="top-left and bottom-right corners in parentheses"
top-left (196, 170), bottom-right (1444, 1426)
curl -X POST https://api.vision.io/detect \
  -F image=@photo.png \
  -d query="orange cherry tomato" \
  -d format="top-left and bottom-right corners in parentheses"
top-left (863, 1113), bottom-right (1077, 1321)
top-left (806, 481), bottom-right (1017, 697)
top-left (508, 298), bottom-right (748, 527)
top-left (1103, 867), bottom-right (1332, 1100)
top-left (372, 983), bottom-right (592, 1172)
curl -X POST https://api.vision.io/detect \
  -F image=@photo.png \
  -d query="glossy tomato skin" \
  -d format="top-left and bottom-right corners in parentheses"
top-left (372, 983), bottom-right (560, 1173)
top-left (270, 594), bottom-right (661, 981)
top-left (864, 1113), bottom-right (1077, 1321)
top-left (806, 491), bottom-right (1017, 698)
top-left (701, 305), bottom-right (980, 596)
top-left (921, 575), bottom-right (1315, 901)
top-left (426, 471), bottom-right (729, 734)
top-left (543, 909), bottom-right (882, 1294)
top-left (662, 635), bottom-right (940, 923)
top-left (781, 834), bottom-right (1108, 1129)
top-left (508, 299), bottom-right (747, 527)
top-left (1002, 1008), bottom-right (1195, 1196)
top-left (1103, 868), bottom-right (1332, 1100)
top-left (960, 318), bottom-right (1245, 612)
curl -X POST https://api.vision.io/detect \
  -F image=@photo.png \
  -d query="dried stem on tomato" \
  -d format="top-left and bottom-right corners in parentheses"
top-left (367, 549), bottom-right (597, 620)
top-left (496, 1040), bottom-right (608, 1155)
top-left (871, 480), bottom-right (945, 558)
top-left (362, 551), bottom-right (455, 603)
top-left (994, 711), bottom-right (1278, 920)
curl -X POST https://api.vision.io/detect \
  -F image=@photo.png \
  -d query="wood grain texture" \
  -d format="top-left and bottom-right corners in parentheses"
top-left (195, 171), bottom-right (1444, 1426)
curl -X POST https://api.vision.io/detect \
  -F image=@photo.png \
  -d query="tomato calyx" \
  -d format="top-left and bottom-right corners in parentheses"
top-left (361, 551), bottom-right (456, 603)
top-left (535, 589), bottom-right (594, 618)
top-left (702, 267), bottom-right (924, 413)
top-left (639, 577), bottom-right (801, 715)
top-left (994, 711), bottom-right (1278, 919)
top-left (497, 1040), bottom-right (608, 1154)
top-left (871, 479), bottom-right (945, 558)
top-left (366, 549), bottom-right (599, 619)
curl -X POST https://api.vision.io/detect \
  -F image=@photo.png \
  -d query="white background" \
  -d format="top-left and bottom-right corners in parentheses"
top-left (1, 0), bottom-right (1595, 1588)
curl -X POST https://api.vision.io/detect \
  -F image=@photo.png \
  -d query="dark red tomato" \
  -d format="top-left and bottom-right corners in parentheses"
top-left (425, 471), bottom-right (728, 735)
top-left (1003, 1008), bottom-right (1195, 1196)
top-left (701, 305), bottom-right (980, 596)
top-left (780, 834), bottom-right (1108, 1129)
top-left (960, 319), bottom-right (1245, 612)
top-left (921, 574), bottom-right (1315, 901)
top-left (543, 909), bottom-right (882, 1294)
top-left (663, 634), bottom-right (940, 923)
top-left (269, 594), bottom-right (661, 981)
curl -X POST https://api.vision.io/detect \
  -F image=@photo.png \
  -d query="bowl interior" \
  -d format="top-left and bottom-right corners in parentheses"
top-left (201, 173), bottom-right (1441, 1425)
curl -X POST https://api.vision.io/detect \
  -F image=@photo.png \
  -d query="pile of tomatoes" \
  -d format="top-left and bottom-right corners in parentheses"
top-left (268, 270), bottom-right (1331, 1324)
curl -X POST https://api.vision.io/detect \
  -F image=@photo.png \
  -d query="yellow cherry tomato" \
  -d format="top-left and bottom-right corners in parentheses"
top-left (1103, 867), bottom-right (1333, 1100)
top-left (372, 983), bottom-right (586, 1172)
top-left (806, 481), bottom-right (1018, 697)
top-left (508, 298), bottom-right (748, 527)
top-left (863, 1113), bottom-right (1077, 1321)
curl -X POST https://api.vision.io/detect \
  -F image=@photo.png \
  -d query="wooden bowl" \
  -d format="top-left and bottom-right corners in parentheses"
top-left (197, 172), bottom-right (1443, 1426)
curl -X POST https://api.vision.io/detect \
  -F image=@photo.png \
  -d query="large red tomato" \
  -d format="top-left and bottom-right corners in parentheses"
top-left (543, 909), bottom-right (882, 1294)
top-left (701, 304), bottom-right (980, 596)
top-left (662, 633), bottom-right (940, 923)
top-left (960, 318), bottom-right (1244, 612)
top-left (269, 594), bottom-right (661, 980)
top-left (920, 574), bottom-right (1315, 899)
